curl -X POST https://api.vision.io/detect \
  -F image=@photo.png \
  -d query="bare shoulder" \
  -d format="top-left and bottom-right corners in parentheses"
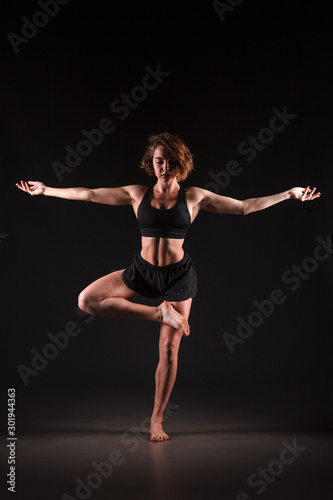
top-left (183, 186), bottom-right (208, 207)
top-left (185, 185), bottom-right (243, 215)
top-left (126, 184), bottom-right (149, 202)
top-left (183, 186), bottom-right (210, 222)
top-left (127, 184), bottom-right (150, 218)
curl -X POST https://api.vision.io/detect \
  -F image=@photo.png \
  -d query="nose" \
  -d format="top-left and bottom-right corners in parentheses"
top-left (163, 160), bottom-right (173, 170)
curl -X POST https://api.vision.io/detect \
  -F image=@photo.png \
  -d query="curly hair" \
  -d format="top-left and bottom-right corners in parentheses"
top-left (139, 132), bottom-right (194, 182)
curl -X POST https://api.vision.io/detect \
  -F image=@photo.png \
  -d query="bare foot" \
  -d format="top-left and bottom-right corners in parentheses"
top-left (150, 419), bottom-right (169, 442)
top-left (157, 301), bottom-right (190, 336)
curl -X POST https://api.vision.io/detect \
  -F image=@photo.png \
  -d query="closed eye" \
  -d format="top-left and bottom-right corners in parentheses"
top-left (155, 157), bottom-right (177, 161)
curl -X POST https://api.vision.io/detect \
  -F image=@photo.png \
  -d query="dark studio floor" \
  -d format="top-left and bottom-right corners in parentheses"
top-left (4, 391), bottom-right (332, 500)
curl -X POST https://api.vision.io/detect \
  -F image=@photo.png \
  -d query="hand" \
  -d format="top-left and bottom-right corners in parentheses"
top-left (16, 180), bottom-right (46, 196)
top-left (290, 186), bottom-right (321, 201)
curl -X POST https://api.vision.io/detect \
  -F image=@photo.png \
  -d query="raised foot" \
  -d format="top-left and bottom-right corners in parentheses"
top-left (158, 301), bottom-right (190, 336)
top-left (150, 420), bottom-right (169, 442)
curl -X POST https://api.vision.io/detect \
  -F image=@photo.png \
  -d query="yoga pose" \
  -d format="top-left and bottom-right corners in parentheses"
top-left (16, 132), bottom-right (320, 441)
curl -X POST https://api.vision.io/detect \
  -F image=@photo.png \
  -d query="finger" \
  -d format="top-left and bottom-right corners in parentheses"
top-left (307, 188), bottom-right (321, 200)
top-left (303, 187), bottom-right (315, 200)
top-left (24, 181), bottom-right (32, 194)
top-left (301, 186), bottom-right (309, 201)
top-left (306, 187), bottom-right (318, 200)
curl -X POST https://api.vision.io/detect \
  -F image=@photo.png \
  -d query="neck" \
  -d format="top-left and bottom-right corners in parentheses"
top-left (153, 178), bottom-right (179, 194)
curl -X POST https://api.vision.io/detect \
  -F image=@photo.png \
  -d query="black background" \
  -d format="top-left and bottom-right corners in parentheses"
top-left (1, 1), bottom-right (332, 428)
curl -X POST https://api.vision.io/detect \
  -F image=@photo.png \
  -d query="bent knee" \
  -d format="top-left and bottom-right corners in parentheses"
top-left (78, 290), bottom-right (96, 315)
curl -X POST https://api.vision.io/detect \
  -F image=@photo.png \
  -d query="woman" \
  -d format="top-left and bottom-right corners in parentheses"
top-left (16, 132), bottom-right (320, 441)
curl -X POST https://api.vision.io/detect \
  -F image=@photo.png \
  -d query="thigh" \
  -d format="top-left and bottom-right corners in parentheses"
top-left (170, 297), bottom-right (192, 320)
top-left (81, 269), bottom-right (141, 301)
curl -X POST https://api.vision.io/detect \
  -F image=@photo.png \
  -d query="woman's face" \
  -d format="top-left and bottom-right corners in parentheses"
top-left (152, 145), bottom-right (179, 181)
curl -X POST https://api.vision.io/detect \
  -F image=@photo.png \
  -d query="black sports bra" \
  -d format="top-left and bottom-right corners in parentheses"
top-left (137, 186), bottom-right (191, 239)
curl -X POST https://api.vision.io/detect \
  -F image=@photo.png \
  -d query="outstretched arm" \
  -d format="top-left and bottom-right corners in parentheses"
top-left (243, 186), bottom-right (320, 215)
top-left (16, 181), bottom-right (91, 200)
top-left (15, 181), bottom-right (137, 205)
top-left (197, 186), bottom-right (321, 215)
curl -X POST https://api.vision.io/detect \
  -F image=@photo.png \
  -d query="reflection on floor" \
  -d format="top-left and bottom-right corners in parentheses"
top-left (6, 392), bottom-right (332, 500)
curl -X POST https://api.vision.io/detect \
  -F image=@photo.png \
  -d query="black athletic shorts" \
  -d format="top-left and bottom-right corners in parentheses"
top-left (122, 251), bottom-right (197, 301)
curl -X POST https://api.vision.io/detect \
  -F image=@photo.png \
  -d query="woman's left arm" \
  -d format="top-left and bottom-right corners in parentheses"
top-left (197, 186), bottom-right (321, 215)
top-left (243, 186), bottom-right (321, 215)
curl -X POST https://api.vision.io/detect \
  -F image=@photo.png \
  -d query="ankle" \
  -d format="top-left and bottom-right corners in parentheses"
top-left (151, 414), bottom-right (163, 424)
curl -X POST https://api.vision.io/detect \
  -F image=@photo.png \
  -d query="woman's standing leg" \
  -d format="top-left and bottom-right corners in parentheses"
top-left (150, 298), bottom-right (192, 441)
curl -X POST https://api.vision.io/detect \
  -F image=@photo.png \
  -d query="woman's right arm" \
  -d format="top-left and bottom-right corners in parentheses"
top-left (16, 180), bottom-right (138, 205)
top-left (16, 181), bottom-right (90, 200)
